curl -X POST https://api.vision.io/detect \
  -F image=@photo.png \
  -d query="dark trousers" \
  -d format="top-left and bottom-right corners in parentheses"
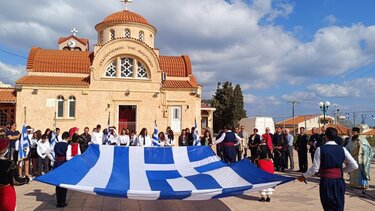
top-left (38, 157), bottom-right (50, 175)
top-left (216, 145), bottom-right (224, 160)
top-left (223, 146), bottom-right (236, 163)
top-left (235, 147), bottom-right (242, 161)
top-left (298, 149), bottom-right (308, 172)
top-left (320, 178), bottom-right (345, 211)
top-left (243, 148), bottom-right (248, 157)
top-left (56, 186), bottom-right (68, 205)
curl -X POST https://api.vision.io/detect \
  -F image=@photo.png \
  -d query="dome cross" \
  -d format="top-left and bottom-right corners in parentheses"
top-left (71, 28), bottom-right (78, 36)
top-left (121, 0), bottom-right (133, 11)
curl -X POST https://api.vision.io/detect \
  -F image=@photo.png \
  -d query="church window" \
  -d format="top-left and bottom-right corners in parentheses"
top-left (105, 61), bottom-right (117, 77)
top-left (120, 58), bottom-right (134, 78)
top-left (137, 62), bottom-right (148, 79)
top-left (68, 96), bottom-right (76, 118)
top-left (139, 31), bottom-right (144, 41)
top-left (110, 29), bottom-right (115, 40)
top-left (125, 29), bottom-right (131, 38)
top-left (57, 96), bottom-right (64, 118)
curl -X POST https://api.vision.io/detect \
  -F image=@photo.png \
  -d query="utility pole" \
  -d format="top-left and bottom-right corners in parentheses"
top-left (289, 100), bottom-right (300, 136)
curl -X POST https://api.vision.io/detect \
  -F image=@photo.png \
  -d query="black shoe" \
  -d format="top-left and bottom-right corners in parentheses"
top-left (266, 197), bottom-right (271, 202)
top-left (56, 203), bottom-right (68, 208)
top-left (258, 197), bottom-right (265, 202)
top-left (281, 168), bottom-right (285, 172)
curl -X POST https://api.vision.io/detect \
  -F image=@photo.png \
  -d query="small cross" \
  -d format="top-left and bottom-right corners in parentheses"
top-left (121, 0), bottom-right (133, 11)
top-left (71, 28), bottom-right (78, 36)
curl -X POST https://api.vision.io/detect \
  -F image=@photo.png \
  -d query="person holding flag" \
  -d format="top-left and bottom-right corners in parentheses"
top-left (214, 125), bottom-right (241, 163)
top-left (16, 125), bottom-right (30, 178)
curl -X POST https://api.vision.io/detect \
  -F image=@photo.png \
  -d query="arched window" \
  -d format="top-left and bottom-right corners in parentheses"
top-left (110, 29), bottom-right (115, 40)
top-left (104, 57), bottom-right (149, 79)
top-left (138, 31), bottom-right (144, 41)
top-left (124, 29), bottom-right (131, 38)
top-left (120, 58), bottom-right (134, 78)
top-left (105, 60), bottom-right (117, 77)
top-left (68, 96), bottom-right (76, 118)
top-left (57, 96), bottom-right (64, 118)
top-left (137, 62), bottom-right (148, 79)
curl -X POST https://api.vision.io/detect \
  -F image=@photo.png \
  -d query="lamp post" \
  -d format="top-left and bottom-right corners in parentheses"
top-left (319, 101), bottom-right (331, 126)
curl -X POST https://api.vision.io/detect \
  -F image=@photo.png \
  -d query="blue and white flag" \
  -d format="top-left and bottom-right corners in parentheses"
top-left (106, 127), bottom-right (111, 145)
top-left (18, 125), bottom-right (29, 161)
top-left (36, 145), bottom-right (293, 200)
top-left (193, 119), bottom-right (201, 146)
top-left (49, 131), bottom-right (57, 165)
top-left (152, 121), bottom-right (161, 147)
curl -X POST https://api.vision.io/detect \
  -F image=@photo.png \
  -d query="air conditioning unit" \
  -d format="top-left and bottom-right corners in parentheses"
top-left (161, 72), bottom-right (167, 81)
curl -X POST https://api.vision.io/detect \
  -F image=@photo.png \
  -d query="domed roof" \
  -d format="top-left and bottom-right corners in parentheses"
top-left (96, 10), bottom-right (150, 28)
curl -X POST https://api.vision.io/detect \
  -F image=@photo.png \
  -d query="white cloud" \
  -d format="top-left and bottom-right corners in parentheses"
top-left (324, 15), bottom-right (337, 25)
top-left (0, 61), bottom-right (26, 85)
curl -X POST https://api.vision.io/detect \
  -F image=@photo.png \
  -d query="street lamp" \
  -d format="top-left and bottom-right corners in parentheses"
top-left (319, 101), bottom-right (331, 126)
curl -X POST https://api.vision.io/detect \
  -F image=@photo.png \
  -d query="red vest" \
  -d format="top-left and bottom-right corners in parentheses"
top-left (71, 143), bottom-right (79, 157)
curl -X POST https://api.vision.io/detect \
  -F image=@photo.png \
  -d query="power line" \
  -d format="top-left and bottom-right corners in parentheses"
top-left (0, 49), bottom-right (28, 59)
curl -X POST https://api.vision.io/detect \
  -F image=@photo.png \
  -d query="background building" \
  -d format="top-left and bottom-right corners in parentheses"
top-left (12, 8), bottom-right (213, 135)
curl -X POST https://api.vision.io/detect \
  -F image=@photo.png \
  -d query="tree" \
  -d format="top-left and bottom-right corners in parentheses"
top-left (212, 81), bottom-right (246, 132)
top-left (233, 84), bottom-right (247, 126)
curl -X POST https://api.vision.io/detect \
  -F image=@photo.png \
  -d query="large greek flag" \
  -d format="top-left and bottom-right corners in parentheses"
top-left (36, 145), bottom-right (292, 200)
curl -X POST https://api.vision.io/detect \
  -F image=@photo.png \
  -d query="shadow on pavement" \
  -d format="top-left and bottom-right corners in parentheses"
top-left (24, 189), bottom-right (232, 211)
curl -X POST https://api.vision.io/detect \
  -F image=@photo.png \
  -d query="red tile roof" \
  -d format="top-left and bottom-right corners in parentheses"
top-left (27, 48), bottom-right (91, 74)
top-left (16, 76), bottom-right (90, 87)
top-left (162, 80), bottom-right (196, 89)
top-left (159, 55), bottom-right (192, 77)
top-left (0, 88), bottom-right (16, 103)
top-left (276, 115), bottom-right (317, 125)
top-left (363, 129), bottom-right (375, 136)
top-left (58, 35), bottom-right (89, 46)
top-left (96, 10), bottom-right (152, 29)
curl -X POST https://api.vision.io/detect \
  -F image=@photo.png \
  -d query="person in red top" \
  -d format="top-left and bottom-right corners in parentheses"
top-left (0, 138), bottom-right (29, 211)
top-left (262, 127), bottom-right (273, 152)
top-left (66, 133), bottom-right (81, 161)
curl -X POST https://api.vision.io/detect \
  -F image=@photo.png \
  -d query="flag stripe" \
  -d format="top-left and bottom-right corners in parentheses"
top-left (102, 147), bottom-right (130, 197)
top-left (77, 145), bottom-right (114, 188)
top-left (172, 147), bottom-right (199, 177)
top-left (129, 147), bottom-right (151, 191)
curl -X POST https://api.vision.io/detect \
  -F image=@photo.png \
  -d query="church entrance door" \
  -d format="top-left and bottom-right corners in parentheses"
top-left (118, 105), bottom-right (137, 132)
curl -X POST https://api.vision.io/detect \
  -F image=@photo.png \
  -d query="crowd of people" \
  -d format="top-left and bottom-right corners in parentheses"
top-left (0, 122), bottom-right (373, 210)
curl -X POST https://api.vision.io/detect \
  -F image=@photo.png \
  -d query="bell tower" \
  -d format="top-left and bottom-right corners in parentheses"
top-left (58, 28), bottom-right (90, 51)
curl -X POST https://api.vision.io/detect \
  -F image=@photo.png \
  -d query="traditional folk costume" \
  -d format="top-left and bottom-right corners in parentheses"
top-left (66, 142), bottom-right (81, 161)
top-left (345, 130), bottom-right (374, 190)
top-left (303, 141), bottom-right (358, 211)
top-left (0, 138), bottom-right (29, 211)
top-left (215, 130), bottom-right (241, 163)
top-left (54, 139), bottom-right (69, 207)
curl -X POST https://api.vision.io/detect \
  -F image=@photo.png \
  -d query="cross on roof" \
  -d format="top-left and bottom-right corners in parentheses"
top-left (71, 28), bottom-right (78, 36)
top-left (121, 0), bottom-right (133, 11)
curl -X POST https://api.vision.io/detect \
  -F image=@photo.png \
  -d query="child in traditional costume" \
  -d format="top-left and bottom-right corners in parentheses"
top-left (257, 135), bottom-right (275, 202)
top-left (0, 138), bottom-right (29, 211)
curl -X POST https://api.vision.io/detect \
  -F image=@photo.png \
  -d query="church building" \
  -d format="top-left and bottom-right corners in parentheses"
top-left (11, 4), bottom-right (215, 134)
